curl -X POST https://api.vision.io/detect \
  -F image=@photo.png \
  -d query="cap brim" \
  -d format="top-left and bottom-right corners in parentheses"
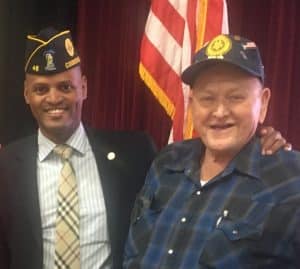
top-left (181, 59), bottom-right (263, 86)
top-left (181, 60), bottom-right (218, 86)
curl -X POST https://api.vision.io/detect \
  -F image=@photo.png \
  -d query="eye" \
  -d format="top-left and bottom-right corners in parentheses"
top-left (33, 85), bottom-right (48, 95)
top-left (199, 95), bottom-right (214, 102)
top-left (228, 95), bottom-right (245, 101)
top-left (58, 83), bottom-right (74, 92)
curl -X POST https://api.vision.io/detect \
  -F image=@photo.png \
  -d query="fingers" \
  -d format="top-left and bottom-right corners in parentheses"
top-left (284, 143), bottom-right (292, 151)
top-left (259, 126), bottom-right (291, 155)
top-left (260, 127), bottom-right (281, 154)
top-left (259, 126), bottom-right (274, 136)
top-left (262, 137), bottom-right (285, 155)
top-left (258, 126), bottom-right (274, 148)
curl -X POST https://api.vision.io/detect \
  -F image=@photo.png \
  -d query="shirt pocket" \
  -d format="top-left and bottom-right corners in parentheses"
top-left (131, 187), bottom-right (163, 239)
top-left (126, 185), bottom-right (163, 259)
top-left (198, 219), bottom-right (265, 269)
top-left (199, 203), bottom-right (274, 268)
top-left (130, 184), bottom-right (162, 224)
top-left (125, 207), bottom-right (162, 260)
top-left (216, 219), bottom-right (263, 241)
top-left (216, 198), bottom-right (275, 241)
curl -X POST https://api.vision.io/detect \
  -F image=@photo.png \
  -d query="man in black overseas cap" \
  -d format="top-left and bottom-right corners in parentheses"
top-left (0, 27), bottom-right (156, 269)
top-left (124, 34), bottom-right (300, 268)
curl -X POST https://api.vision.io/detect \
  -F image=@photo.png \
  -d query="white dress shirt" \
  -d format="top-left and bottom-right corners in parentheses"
top-left (37, 123), bottom-right (111, 268)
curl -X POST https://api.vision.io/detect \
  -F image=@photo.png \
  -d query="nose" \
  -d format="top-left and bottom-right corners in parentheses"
top-left (212, 101), bottom-right (229, 118)
top-left (45, 88), bottom-right (63, 104)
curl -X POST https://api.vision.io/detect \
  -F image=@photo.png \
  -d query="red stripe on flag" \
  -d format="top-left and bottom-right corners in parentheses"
top-left (140, 35), bottom-right (184, 106)
top-left (140, 0), bottom-right (228, 142)
top-left (204, 0), bottom-right (224, 43)
top-left (187, 0), bottom-right (199, 54)
top-left (151, 0), bottom-right (185, 45)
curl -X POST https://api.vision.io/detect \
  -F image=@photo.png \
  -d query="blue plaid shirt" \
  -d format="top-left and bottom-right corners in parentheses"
top-left (124, 136), bottom-right (300, 269)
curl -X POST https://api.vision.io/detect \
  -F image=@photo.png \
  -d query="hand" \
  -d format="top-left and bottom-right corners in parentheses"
top-left (258, 126), bottom-right (292, 155)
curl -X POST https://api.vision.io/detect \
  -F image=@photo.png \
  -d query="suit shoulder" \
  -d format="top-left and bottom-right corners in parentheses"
top-left (0, 135), bottom-right (36, 158)
top-left (86, 128), bottom-right (157, 158)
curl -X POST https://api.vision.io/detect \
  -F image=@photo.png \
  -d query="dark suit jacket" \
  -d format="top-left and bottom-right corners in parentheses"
top-left (0, 128), bottom-right (157, 269)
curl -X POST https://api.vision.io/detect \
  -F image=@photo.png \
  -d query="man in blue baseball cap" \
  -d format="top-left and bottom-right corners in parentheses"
top-left (124, 34), bottom-right (300, 268)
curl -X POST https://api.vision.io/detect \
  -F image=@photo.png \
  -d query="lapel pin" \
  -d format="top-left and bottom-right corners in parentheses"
top-left (107, 152), bottom-right (116, 160)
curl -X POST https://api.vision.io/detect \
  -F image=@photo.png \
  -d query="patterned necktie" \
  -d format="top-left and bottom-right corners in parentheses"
top-left (53, 144), bottom-right (80, 269)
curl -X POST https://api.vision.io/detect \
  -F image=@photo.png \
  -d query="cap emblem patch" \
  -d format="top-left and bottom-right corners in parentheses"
top-left (205, 35), bottom-right (232, 59)
top-left (44, 50), bottom-right (56, 71)
top-left (65, 38), bottom-right (74, 57)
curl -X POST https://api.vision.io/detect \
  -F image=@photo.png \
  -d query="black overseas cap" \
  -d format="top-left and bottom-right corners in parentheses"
top-left (181, 34), bottom-right (265, 86)
top-left (24, 27), bottom-right (80, 74)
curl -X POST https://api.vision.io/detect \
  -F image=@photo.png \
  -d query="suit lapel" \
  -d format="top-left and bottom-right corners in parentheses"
top-left (86, 130), bottom-right (122, 260)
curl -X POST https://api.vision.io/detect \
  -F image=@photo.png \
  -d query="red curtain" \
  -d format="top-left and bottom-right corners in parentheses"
top-left (77, 1), bottom-right (171, 149)
top-left (77, 0), bottom-right (300, 150)
top-left (228, 0), bottom-right (300, 150)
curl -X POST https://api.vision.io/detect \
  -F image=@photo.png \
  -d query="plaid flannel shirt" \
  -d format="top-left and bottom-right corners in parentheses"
top-left (124, 136), bottom-right (300, 269)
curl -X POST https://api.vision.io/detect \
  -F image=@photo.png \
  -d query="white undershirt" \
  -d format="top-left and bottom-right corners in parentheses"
top-left (200, 180), bottom-right (208, 186)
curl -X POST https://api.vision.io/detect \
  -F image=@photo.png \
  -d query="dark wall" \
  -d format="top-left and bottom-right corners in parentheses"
top-left (0, 0), bottom-right (77, 145)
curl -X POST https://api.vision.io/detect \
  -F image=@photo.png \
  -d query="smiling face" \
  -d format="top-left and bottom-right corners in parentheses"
top-left (24, 66), bottom-right (87, 144)
top-left (189, 63), bottom-right (270, 159)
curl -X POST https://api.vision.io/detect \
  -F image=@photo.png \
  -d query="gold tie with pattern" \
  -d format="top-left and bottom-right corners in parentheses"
top-left (53, 144), bottom-right (80, 269)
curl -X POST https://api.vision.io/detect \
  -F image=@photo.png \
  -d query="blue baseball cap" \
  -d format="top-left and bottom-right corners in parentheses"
top-left (181, 34), bottom-right (264, 86)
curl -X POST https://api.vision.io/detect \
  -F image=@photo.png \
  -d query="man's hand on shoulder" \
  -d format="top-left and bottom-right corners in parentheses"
top-left (258, 126), bottom-right (292, 155)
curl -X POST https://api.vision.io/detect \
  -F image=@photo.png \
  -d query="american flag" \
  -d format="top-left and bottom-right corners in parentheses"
top-left (139, 0), bottom-right (229, 142)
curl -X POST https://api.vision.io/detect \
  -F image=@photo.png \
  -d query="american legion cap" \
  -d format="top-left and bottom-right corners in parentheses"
top-left (181, 34), bottom-right (265, 86)
top-left (24, 27), bottom-right (80, 75)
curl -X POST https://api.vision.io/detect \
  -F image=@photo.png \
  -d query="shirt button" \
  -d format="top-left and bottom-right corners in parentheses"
top-left (185, 169), bottom-right (192, 175)
top-left (196, 190), bottom-right (201, 195)
top-left (181, 217), bottom-right (187, 223)
top-left (168, 249), bottom-right (174, 255)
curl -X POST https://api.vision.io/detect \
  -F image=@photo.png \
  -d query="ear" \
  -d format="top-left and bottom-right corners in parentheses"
top-left (24, 79), bottom-right (30, 104)
top-left (259, 87), bottom-right (271, 124)
top-left (81, 75), bottom-right (88, 100)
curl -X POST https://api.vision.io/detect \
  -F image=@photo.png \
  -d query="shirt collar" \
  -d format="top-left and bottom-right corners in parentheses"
top-left (38, 123), bottom-right (90, 162)
top-left (161, 138), bottom-right (203, 182)
top-left (163, 135), bottom-right (262, 182)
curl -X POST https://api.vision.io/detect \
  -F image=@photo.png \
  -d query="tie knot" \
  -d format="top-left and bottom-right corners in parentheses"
top-left (53, 144), bottom-right (73, 160)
